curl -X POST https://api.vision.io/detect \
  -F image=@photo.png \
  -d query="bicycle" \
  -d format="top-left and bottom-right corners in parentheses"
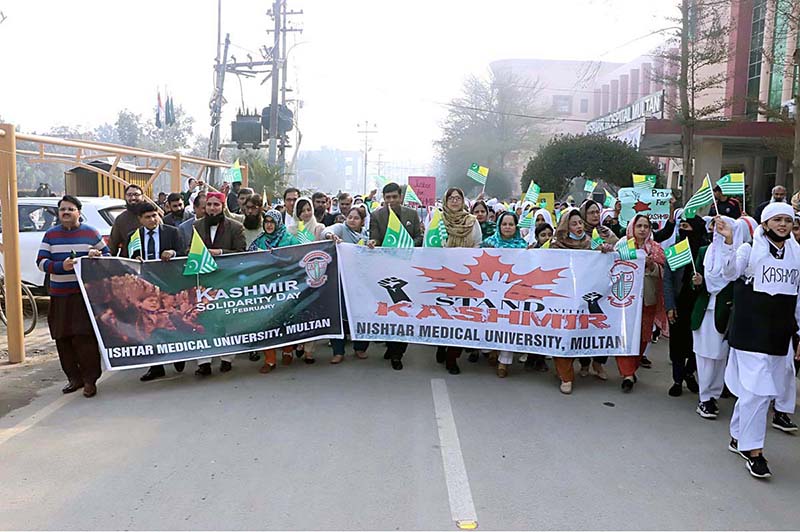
top-left (0, 263), bottom-right (39, 335)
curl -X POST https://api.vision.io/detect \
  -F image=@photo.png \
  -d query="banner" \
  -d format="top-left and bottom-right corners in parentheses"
top-left (76, 242), bottom-right (343, 370)
top-left (339, 245), bottom-right (644, 357)
top-left (408, 176), bottom-right (437, 207)
top-left (618, 187), bottom-right (672, 228)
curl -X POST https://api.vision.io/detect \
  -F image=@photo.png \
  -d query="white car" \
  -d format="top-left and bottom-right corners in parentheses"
top-left (0, 196), bottom-right (126, 290)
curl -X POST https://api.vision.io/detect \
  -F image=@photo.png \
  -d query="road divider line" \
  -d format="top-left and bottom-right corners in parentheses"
top-left (431, 378), bottom-right (478, 529)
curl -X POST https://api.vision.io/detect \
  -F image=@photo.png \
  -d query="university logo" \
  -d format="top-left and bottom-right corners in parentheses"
top-left (299, 250), bottom-right (333, 288)
top-left (609, 260), bottom-right (638, 308)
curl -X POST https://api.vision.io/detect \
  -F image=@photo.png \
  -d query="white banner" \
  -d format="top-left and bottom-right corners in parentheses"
top-left (339, 245), bottom-right (644, 357)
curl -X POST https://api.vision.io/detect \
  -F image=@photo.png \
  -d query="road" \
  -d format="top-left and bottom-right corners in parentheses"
top-left (0, 340), bottom-right (799, 531)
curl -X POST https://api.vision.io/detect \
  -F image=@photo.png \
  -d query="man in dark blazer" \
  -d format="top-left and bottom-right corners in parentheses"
top-left (368, 182), bottom-right (423, 371)
top-left (192, 191), bottom-right (246, 376)
top-left (122, 202), bottom-right (187, 382)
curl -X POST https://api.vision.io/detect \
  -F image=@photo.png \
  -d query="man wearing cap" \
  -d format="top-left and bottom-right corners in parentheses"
top-left (192, 191), bottom-right (247, 376)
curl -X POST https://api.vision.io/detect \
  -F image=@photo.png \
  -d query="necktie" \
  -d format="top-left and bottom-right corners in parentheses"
top-left (147, 230), bottom-right (156, 260)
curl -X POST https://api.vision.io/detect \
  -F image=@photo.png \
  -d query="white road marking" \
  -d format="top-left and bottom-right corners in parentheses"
top-left (431, 378), bottom-right (478, 528)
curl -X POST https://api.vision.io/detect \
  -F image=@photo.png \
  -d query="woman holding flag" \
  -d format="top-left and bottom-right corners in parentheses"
top-left (714, 204), bottom-right (800, 479)
top-left (615, 214), bottom-right (666, 392)
top-left (434, 187), bottom-right (482, 375)
top-left (290, 197), bottom-right (325, 242)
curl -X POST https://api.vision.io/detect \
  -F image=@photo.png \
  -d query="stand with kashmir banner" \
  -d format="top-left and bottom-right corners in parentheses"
top-left (338, 244), bottom-right (645, 356)
top-left (75, 241), bottom-right (343, 370)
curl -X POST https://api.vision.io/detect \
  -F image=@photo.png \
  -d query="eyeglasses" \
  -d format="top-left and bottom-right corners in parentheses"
top-left (446, 196), bottom-right (462, 202)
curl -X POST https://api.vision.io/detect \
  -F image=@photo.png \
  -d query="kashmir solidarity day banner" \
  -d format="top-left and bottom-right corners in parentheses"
top-left (339, 244), bottom-right (645, 357)
top-left (76, 241), bottom-right (343, 370)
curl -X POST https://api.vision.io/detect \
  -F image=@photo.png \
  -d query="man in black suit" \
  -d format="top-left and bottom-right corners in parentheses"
top-left (368, 182), bottom-right (423, 371)
top-left (123, 202), bottom-right (187, 382)
top-left (754, 185), bottom-right (788, 223)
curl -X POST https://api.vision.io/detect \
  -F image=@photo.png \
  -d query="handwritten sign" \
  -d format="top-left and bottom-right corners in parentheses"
top-left (618, 187), bottom-right (672, 228)
top-left (408, 176), bottom-right (437, 207)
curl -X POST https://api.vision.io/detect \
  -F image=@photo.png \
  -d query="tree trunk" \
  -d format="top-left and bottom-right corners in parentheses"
top-left (679, 0), bottom-right (695, 196)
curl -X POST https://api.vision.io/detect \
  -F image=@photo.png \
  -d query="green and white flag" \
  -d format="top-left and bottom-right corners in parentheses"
top-left (615, 237), bottom-right (638, 260)
top-left (424, 209), bottom-right (448, 248)
top-left (584, 179), bottom-right (598, 193)
top-left (404, 184), bottom-right (422, 206)
top-left (466, 163), bottom-right (489, 185)
top-left (383, 209), bottom-right (414, 248)
top-left (665, 238), bottom-right (693, 270)
top-left (524, 181), bottom-right (541, 203)
top-left (603, 188), bottom-right (616, 208)
top-left (518, 210), bottom-right (535, 229)
top-left (127, 229), bottom-right (142, 258)
top-left (632, 174), bottom-right (657, 190)
top-left (296, 221), bottom-right (315, 244)
top-left (590, 228), bottom-right (604, 250)
top-left (183, 228), bottom-right (218, 275)
top-left (683, 174), bottom-right (714, 219)
top-left (716, 173), bottom-right (745, 196)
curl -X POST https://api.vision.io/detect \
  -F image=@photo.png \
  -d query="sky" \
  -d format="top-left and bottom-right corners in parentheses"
top-left (0, 0), bottom-right (678, 173)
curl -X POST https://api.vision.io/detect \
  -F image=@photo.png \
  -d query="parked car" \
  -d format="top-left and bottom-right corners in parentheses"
top-left (0, 196), bottom-right (126, 291)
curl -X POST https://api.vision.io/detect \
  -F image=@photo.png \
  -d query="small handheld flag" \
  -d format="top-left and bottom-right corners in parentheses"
top-left (518, 210), bottom-right (535, 229)
top-left (716, 173), bottom-right (745, 196)
top-left (127, 229), bottom-right (142, 258)
top-left (541, 240), bottom-right (551, 249)
top-left (230, 159), bottom-right (243, 183)
top-left (466, 163), bottom-right (489, 185)
top-left (590, 228), bottom-right (604, 250)
top-left (584, 179), bottom-right (597, 193)
top-left (683, 174), bottom-right (714, 219)
top-left (603, 188), bottom-right (616, 208)
top-left (524, 181), bottom-right (541, 203)
top-left (424, 209), bottom-right (448, 248)
top-left (665, 238), bottom-right (694, 271)
top-left (615, 238), bottom-right (637, 260)
top-left (404, 184), bottom-right (422, 206)
top-left (183, 228), bottom-right (218, 275)
top-left (383, 209), bottom-right (415, 248)
top-left (632, 174), bottom-right (657, 190)
top-left (296, 221), bottom-right (315, 244)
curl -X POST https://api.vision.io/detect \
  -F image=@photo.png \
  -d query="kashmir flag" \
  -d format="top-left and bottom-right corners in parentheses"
top-left (230, 159), bottom-right (243, 183)
top-left (165, 95), bottom-right (176, 127)
top-left (524, 181), bottom-right (541, 203)
top-left (518, 210), bottom-right (535, 229)
top-left (183, 228), bottom-right (218, 275)
top-left (383, 209), bottom-right (414, 248)
top-left (590, 228), bottom-right (604, 250)
top-left (404, 184), bottom-right (422, 206)
top-left (541, 240), bottom-right (551, 249)
top-left (127, 229), bottom-right (142, 257)
top-left (424, 209), bottom-right (448, 248)
top-left (584, 179), bottom-right (597, 193)
top-left (632, 174), bottom-right (657, 190)
top-left (603, 188), bottom-right (616, 208)
top-left (716, 173), bottom-right (745, 196)
top-left (296, 221), bottom-right (316, 244)
top-left (615, 237), bottom-right (638, 260)
top-left (665, 238), bottom-right (693, 270)
top-left (539, 199), bottom-right (547, 209)
top-left (155, 91), bottom-right (164, 129)
top-left (683, 174), bottom-right (714, 218)
top-left (466, 163), bottom-right (489, 185)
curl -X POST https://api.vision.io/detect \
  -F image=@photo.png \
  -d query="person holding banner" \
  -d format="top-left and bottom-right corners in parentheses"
top-left (470, 200), bottom-right (496, 240)
top-left (290, 197), bottom-right (325, 241)
top-left (714, 204), bottom-right (800, 479)
top-left (550, 209), bottom-right (613, 392)
top-left (524, 209), bottom-right (553, 247)
top-left (37, 195), bottom-right (110, 398)
top-left (663, 215), bottom-right (707, 397)
top-left (616, 214), bottom-right (666, 392)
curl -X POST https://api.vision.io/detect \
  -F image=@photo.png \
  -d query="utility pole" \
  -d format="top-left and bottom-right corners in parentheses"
top-left (793, 47), bottom-right (800, 196)
top-left (276, 1), bottom-right (303, 172)
top-left (208, 33), bottom-right (230, 186)
top-left (357, 121), bottom-right (378, 193)
top-left (267, 0), bottom-right (281, 166)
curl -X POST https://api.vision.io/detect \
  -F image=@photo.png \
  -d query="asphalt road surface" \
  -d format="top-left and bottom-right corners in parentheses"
top-left (1, 341), bottom-right (799, 531)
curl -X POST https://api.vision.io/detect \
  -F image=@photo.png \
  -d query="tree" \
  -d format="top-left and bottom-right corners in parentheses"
top-left (435, 70), bottom-right (547, 199)
top-left (232, 148), bottom-right (288, 203)
top-left (521, 134), bottom-right (660, 198)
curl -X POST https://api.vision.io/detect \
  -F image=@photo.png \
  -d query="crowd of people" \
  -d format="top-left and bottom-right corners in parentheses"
top-left (36, 178), bottom-right (800, 480)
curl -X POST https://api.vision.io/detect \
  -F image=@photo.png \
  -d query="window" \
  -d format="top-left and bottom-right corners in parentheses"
top-left (18, 206), bottom-right (59, 232)
top-left (552, 95), bottom-right (573, 114)
top-left (580, 99), bottom-right (589, 113)
top-left (768, 0), bottom-right (791, 113)
top-left (746, 0), bottom-right (767, 119)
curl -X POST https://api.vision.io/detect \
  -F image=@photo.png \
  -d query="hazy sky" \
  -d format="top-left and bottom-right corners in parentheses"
top-left (0, 0), bottom-right (677, 170)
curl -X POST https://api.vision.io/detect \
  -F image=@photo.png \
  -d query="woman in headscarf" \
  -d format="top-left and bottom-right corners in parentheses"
top-left (481, 211), bottom-right (528, 377)
top-left (600, 208), bottom-right (625, 238)
top-left (580, 199), bottom-right (618, 245)
top-left (531, 222), bottom-right (554, 249)
top-left (550, 208), bottom-right (614, 393)
top-left (616, 214), bottom-right (666, 392)
top-left (434, 188), bottom-right (483, 375)
top-left (690, 216), bottom-right (740, 419)
top-left (322, 207), bottom-right (370, 363)
top-left (663, 214), bottom-right (708, 397)
top-left (525, 209), bottom-right (554, 247)
top-left (290, 197), bottom-right (325, 241)
top-left (249, 210), bottom-right (301, 374)
top-left (471, 200), bottom-right (496, 240)
top-left (715, 204), bottom-right (800, 478)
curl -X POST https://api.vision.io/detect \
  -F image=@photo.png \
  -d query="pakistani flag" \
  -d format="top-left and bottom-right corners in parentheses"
top-left (518, 210), bottom-right (535, 229)
top-left (404, 184), bottom-right (422, 206)
top-left (590, 228), bottom-right (604, 250)
top-left (466, 163), bottom-right (489, 185)
top-left (615, 237), bottom-right (638, 260)
top-left (296, 221), bottom-right (315, 244)
top-left (524, 181), bottom-right (541, 203)
top-left (383, 209), bottom-right (414, 248)
top-left (584, 179), bottom-right (597, 193)
top-left (127, 229), bottom-right (142, 257)
top-left (603, 188), bottom-right (616, 208)
top-left (230, 159), bottom-right (243, 183)
top-left (665, 238), bottom-right (693, 270)
top-left (683, 174), bottom-right (714, 219)
top-left (424, 209), bottom-right (448, 248)
top-left (716, 173), bottom-right (745, 196)
top-left (183, 228), bottom-right (218, 275)
top-left (632, 174), bottom-right (657, 190)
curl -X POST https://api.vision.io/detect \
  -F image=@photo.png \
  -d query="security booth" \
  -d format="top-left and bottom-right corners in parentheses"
top-left (65, 159), bottom-right (155, 199)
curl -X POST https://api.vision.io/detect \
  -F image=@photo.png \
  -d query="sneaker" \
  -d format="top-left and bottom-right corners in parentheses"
top-left (668, 383), bottom-right (683, 397)
top-left (621, 377), bottom-right (634, 393)
top-left (743, 452), bottom-right (772, 479)
top-left (708, 397), bottom-right (720, 415)
top-left (696, 400), bottom-right (717, 419)
top-left (685, 375), bottom-right (699, 393)
top-left (728, 438), bottom-right (747, 459)
top-left (559, 381), bottom-right (573, 394)
top-left (772, 413), bottom-right (799, 433)
top-left (518, 353), bottom-right (528, 363)
top-left (640, 356), bottom-right (653, 368)
top-left (592, 363), bottom-right (608, 381)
